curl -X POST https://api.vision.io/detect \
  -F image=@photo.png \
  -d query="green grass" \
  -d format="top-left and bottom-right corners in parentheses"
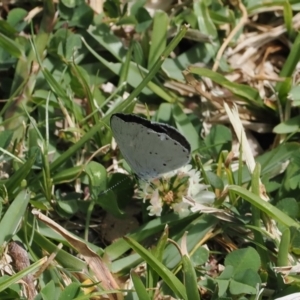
top-left (1, 0), bottom-right (300, 299)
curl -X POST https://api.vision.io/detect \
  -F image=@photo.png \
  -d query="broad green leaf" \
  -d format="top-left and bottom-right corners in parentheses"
top-left (58, 282), bottom-right (83, 300)
top-left (191, 246), bottom-right (209, 266)
top-left (135, 7), bottom-right (152, 33)
top-left (276, 198), bottom-right (299, 218)
top-left (40, 280), bottom-right (58, 300)
top-left (0, 130), bottom-right (14, 148)
top-left (225, 247), bottom-right (261, 273)
top-left (0, 190), bottom-right (30, 245)
top-left (0, 33), bottom-right (24, 58)
top-left (172, 104), bottom-right (200, 152)
top-left (229, 277), bottom-right (257, 295)
top-left (273, 115), bottom-right (300, 134)
top-left (148, 11), bottom-right (168, 69)
top-left (204, 124), bottom-right (232, 158)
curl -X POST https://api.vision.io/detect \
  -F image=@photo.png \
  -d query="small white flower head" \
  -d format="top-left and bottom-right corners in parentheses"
top-left (147, 189), bottom-right (163, 216)
top-left (188, 182), bottom-right (215, 204)
top-left (139, 164), bottom-right (215, 216)
top-left (137, 181), bottom-right (152, 202)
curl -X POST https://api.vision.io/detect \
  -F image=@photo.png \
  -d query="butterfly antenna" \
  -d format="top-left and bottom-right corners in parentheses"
top-left (98, 176), bottom-right (130, 196)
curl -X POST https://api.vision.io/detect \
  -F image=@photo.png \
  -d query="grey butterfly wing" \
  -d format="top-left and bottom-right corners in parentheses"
top-left (110, 114), bottom-right (191, 179)
top-left (110, 115), bottom-right (143, 176)
top-left (138, 127), bottom-right (191, 179)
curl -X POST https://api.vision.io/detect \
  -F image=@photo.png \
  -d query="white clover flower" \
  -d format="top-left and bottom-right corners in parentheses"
top-left (140, 164), bottom-right (215, 217)
top-left (138, 181), bottom-right (152, 202)
top-left (162, 170), bottom-right (178, 179)
top-left (188, 182), bottom-right (215, 204)
top-left (147, 189), bottom-right (163, 216)
top-left (180, 165), bottom-right (215, 205)
top-left (178, 164), bottom-right (193, 175)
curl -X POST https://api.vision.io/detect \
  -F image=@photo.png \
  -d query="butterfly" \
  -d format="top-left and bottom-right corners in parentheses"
top-left (110, 113), bottom-right (191, 180)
